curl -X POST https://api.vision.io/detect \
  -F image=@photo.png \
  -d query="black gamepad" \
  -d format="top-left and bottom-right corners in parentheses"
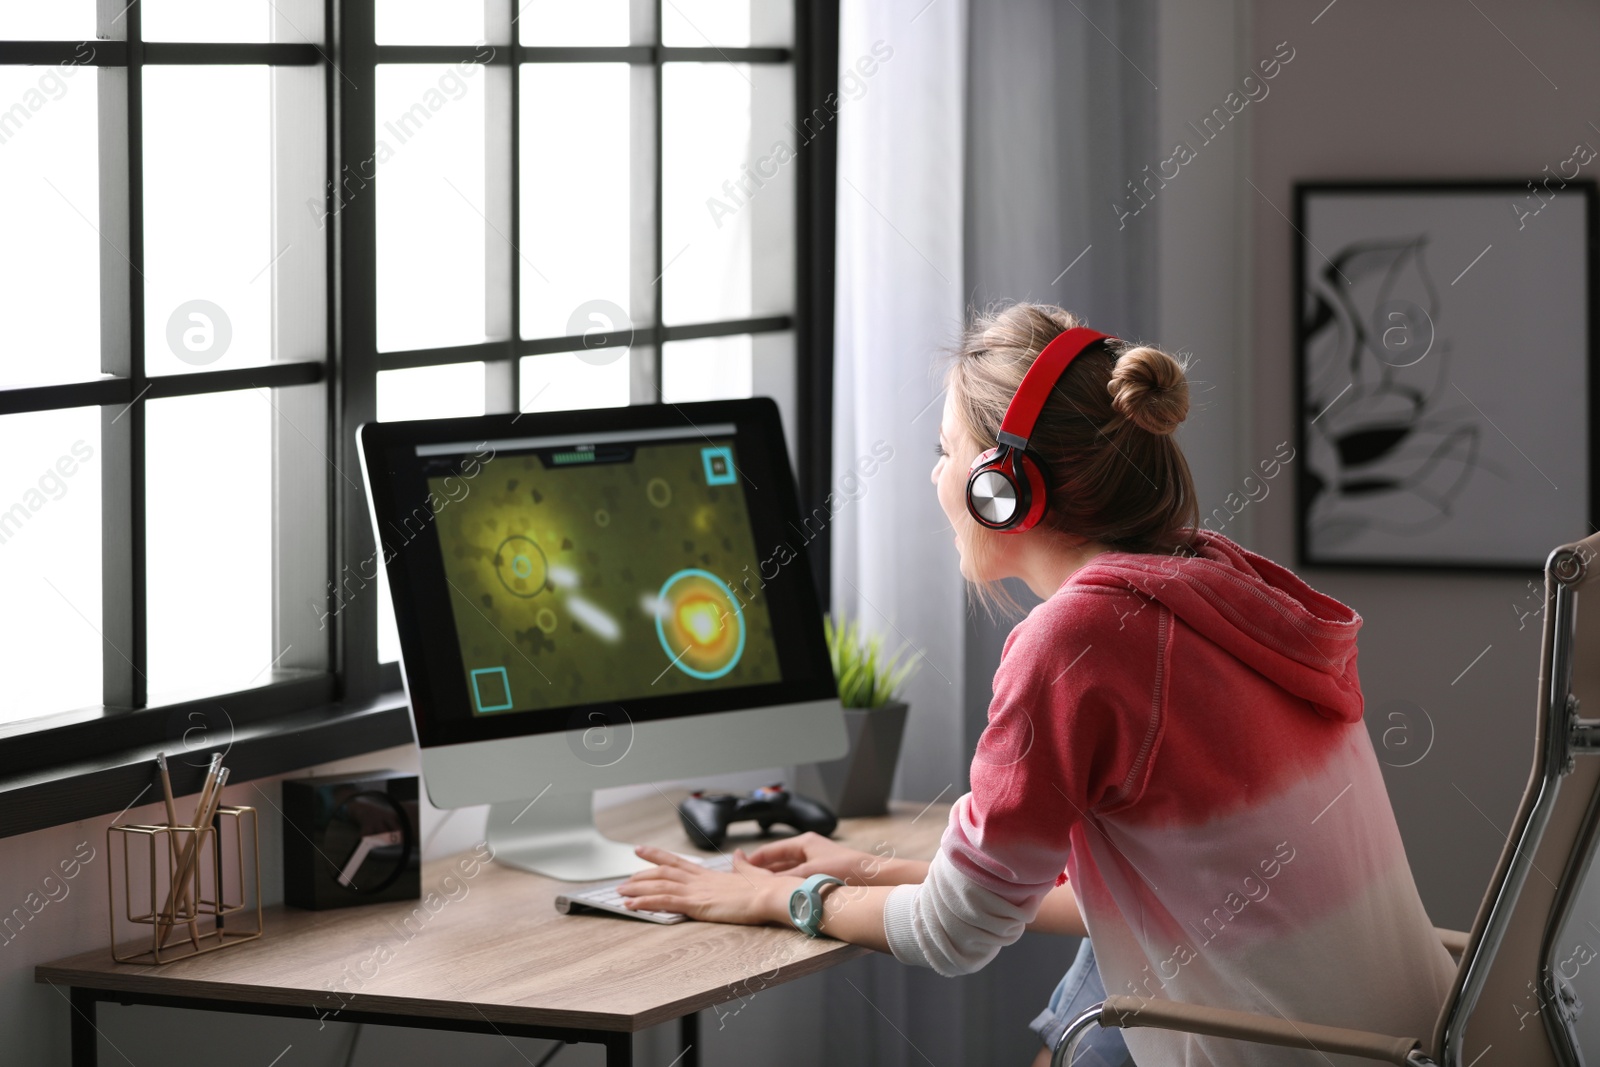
top-left (677, 784), bottom-right (838, 850)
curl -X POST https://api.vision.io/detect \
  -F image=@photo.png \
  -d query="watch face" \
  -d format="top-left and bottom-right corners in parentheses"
top-left (326, 790), bottom-right (411, 895)
top-left (791, 894), bottom-right (812, 924)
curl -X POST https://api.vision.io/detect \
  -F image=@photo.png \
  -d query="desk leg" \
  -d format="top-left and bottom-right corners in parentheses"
top-left (69, 988), bottom-right (98, 1067)
top-left (603, 1030), bottom-right (632, 1066)
top-left (679, 1012), bottom-right (698, 1067)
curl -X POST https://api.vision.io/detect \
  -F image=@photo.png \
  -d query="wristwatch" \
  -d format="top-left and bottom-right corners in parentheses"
top-left (788, 874), bottom-right (845, 937)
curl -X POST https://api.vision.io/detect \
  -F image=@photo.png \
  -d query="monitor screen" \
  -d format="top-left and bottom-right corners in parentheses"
top-left (359, 400), bottom-right (836, 749)
top-left (427, 431), bottom-right (783, 715)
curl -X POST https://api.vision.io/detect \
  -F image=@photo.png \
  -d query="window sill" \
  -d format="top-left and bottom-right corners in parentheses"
top-left (0, 691), bottom-right (414, 840)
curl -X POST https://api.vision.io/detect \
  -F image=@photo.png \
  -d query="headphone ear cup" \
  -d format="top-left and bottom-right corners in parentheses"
top-left (1009, 452), bottom-right (1051, 532)
top-left (966, 447), bottom-right (1029, 530)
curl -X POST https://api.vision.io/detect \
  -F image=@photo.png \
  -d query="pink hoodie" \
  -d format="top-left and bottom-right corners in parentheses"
top-left (881, 530), bottom-right (1455, 1065)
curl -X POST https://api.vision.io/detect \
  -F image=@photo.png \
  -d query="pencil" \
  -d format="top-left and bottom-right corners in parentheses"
top-left (179, 763), bottom-right (228, 914)
top-left (153, 753), bottom-right (200, 951)
top-left (172, 754), bottom-right (221, 912)
top-left (160, 753), bottom-right (221, 948)
top-left (206, 767), bottom-right (232, 933)
top-left (187, 767), bottom-right (230, 934)
top-left (155, 752), bottom-right (178, 827)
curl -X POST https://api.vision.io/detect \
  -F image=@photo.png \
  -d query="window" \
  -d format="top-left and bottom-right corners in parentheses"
top-left (0, 1), bottom-right (330, 738)
top-left (0, 0), bottom-right (836, 836)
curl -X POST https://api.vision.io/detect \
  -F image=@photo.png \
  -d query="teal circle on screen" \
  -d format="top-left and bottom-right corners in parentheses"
top-left (654, 568), bottom-right (746, 680)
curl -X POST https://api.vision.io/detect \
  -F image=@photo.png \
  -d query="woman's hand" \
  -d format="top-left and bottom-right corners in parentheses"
top-left (742, 831), bottom-right (920, 886)
top-left (616, 844), bottom-right (801, 926)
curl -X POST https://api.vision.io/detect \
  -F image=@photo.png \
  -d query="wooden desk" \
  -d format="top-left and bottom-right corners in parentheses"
top-left (37, 792), bottom-right (950, 1067)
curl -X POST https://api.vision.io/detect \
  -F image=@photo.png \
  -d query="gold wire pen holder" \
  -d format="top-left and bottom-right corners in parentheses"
top-left (107, 805), bottom-right (262, 964)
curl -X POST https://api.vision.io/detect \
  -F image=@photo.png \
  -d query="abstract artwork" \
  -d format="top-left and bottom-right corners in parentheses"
top-left (1294, 180), bottom-right (1596, 570)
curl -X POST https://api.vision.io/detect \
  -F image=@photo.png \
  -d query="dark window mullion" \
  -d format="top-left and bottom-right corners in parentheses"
top-left (0, 42), bottom-right (796, 67)
top-left (323, 0), bottom-right (339, 683)
top-left (525, 318), bottom-right (791, 358)
top-left (0, 379), bottom-right (131, 417)
top-left (374, 44), bottom-right (514, 65)
top-left (144, 360), bottom-right (326, 399)
top-left (124, 4), bottom-right (148, 708)
top-left (794, 0), bottom-right (837, 603)
top-left (140, 42), bottom-right (321, 65)
top-left (376, 340), bottom-right (513, 372)
top-left (374, 323), bottom-right (798, 367)
top-left (658, 315), bottom-right (793, 344)
top-left (651, 2), bottom-right (664, 401)
top-left (335, 0), bottom-right (383, 702)
top-left (375, 316), bottom-right (794, 368)
top-left (0, 41), bottom-right (128, 64)
top-left (658, 47), bottom-right (789, 63)
top-left (520, 45), bottom-right (652, 64)
top-left (369, 46), bottom-right (791, 66)
top-left (508, 0), bottom-right (522, 412)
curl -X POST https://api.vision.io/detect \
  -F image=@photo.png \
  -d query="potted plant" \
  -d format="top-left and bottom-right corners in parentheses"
top-left (794, 615), bottom-right (921, 818)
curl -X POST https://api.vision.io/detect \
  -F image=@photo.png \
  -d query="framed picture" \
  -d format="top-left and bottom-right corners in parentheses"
top-left (1293, 179), bottom-right (1598, 572)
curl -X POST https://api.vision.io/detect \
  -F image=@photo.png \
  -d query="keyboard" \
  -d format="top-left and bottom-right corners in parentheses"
top-left (554, 851), bottom-right (737, 924)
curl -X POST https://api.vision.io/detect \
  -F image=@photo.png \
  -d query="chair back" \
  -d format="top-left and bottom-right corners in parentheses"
top-left (1433, 532), bottom-right (1600, 1066)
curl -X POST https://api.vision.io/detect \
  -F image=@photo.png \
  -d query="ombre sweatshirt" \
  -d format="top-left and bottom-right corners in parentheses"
top-left (880, 530), bottom-right (1454, 1066)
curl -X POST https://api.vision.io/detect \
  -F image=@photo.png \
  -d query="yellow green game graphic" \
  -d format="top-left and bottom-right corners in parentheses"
top-left (428, 440), bottom-right (782, 714)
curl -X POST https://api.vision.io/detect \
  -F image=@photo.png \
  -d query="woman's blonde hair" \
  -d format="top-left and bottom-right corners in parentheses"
top-left (945, 302), bottom-right (1201, 617)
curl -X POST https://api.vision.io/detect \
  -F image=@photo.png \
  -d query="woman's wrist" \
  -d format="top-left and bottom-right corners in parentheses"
top-left (762, 875), bottom-right (806, 926)
top-left (761, 875), bottom-right (895, 952)
top-left (760, 856), bottom-right (925, 925)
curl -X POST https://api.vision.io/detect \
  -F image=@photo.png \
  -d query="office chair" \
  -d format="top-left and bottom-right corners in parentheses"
top-left (1053, 532), bottom-right (1600, 1067)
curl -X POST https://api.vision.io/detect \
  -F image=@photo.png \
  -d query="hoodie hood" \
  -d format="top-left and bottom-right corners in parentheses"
top-left (1064, 530), bottom-right (1365, 723)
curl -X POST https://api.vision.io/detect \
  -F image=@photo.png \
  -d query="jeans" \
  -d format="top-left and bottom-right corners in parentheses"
top-left (1029, 938), bottom-right (1135, 1066)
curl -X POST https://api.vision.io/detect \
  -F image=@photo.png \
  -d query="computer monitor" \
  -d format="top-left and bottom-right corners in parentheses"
top-left (358, 399), bottom-right (847, 880)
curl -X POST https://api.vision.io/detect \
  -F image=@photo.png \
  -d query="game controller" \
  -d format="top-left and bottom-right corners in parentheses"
top-left (677, 784), bottom-right (838, 849)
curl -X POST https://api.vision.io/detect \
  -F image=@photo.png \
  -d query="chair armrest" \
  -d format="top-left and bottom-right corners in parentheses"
top-left (1098, 995), bottom-right (1422, 1066)
top-left (1435, 926), bottom-right (1469, 960)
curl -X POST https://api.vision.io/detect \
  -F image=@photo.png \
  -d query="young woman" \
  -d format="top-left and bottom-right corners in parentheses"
top-left (617, 302), bottom-right (1456, 1065)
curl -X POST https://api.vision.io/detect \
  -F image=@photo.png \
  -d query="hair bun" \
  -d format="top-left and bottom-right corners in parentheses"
top-left (1107, 344), bottom-right (1189, 436)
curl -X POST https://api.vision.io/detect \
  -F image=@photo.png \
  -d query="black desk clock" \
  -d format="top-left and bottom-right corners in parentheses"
top-left (282, 771), bottom-right (420, 910)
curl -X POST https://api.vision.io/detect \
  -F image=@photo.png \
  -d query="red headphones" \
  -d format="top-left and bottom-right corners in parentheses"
top-left (964, 326), bottom-right (1117, 532)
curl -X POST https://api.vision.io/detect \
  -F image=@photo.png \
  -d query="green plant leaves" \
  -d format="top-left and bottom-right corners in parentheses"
top-left (823, 613), bottom-right (922, 708)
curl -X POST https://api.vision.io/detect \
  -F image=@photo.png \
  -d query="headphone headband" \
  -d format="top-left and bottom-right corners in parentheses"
top-left (995, 327), bottom-right (1115, 450)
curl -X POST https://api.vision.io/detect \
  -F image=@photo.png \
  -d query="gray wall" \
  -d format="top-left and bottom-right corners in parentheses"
top-left (1248, 0), bottom-right (1600, 935)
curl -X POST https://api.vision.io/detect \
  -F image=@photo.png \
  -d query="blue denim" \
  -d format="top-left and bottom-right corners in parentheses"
top-left (1029, 939), bottom-right (1134, 1066)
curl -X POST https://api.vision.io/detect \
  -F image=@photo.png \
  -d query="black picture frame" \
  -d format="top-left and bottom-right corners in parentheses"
top-left (1293, 178), bottom-right (1599, 573)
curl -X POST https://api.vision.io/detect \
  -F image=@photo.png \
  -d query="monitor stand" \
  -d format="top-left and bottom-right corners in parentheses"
top-left (485, 789), bottom-right (656, 882)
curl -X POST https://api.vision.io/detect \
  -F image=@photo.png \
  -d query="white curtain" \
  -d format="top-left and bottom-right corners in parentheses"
top-left (831, 0), bottom-right (970, 810)
top-left (823, 3), bottom-right (975, 1065)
